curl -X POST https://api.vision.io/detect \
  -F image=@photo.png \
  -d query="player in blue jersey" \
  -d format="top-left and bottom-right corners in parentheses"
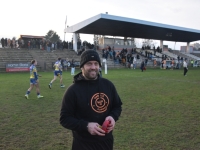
top-left (49, 58), bottom-right (65, 89)
top-left (25, 59), bottom-right (44, 99)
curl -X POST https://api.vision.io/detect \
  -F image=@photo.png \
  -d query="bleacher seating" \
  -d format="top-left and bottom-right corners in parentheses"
top-left (0, 48), bottom-right (128, 72)
top-left (180, 52), bottom-right (200, 60)
top-left (0, 47), bottom-right (164, 72)
top-left (162, 51), bottom-right (178, 59)
top-left (191, 53), bottom-right (200, 58)
top-left (0, 48), bottom-right (80, 72)
top-left (171, 50), bottom-right (200, 60)
top-left (97, 49), bottom-right (124, 68)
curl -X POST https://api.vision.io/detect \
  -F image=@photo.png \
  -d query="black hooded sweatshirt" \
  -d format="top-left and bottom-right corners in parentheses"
top-left (60, 72), bottom-right (122, 142)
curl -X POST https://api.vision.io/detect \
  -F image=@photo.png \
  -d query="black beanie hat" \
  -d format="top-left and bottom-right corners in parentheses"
top-left (80, 50), bottom-right (101, 68)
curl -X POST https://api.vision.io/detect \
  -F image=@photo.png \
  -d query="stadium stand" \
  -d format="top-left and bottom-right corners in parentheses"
top-left (0, 48), bottom-right (125, 72)
top-left (0, 48), bottom-right (79, 72)
top-left (171, 50), bottom-right (200, 61)
top-left (162, 51), bottom-right (178, 59)
top-left (0, 47), bottom-right (167, 72)
top-left (191, 52), bottom-right (200, 58)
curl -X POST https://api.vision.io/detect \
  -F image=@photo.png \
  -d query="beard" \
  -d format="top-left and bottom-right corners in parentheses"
top-left (83, 69), bottom-right (99, 80)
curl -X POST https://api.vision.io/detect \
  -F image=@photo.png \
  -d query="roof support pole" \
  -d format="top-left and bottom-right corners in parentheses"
top-left (73, 33), bottom-right (78, 52)
top-left (186, 42), bottom-right (190, 53)
top-left (124, 37), bottom-right (127, 45)
top-left (160, 40), bottom-right (163, 51)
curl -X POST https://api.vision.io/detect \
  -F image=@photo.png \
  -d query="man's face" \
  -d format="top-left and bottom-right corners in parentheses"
top-left (81, 61), bottom-right (99, 80)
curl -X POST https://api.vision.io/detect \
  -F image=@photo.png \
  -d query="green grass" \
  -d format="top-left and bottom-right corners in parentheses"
top-left (0, 68), bottom-right (200, 150)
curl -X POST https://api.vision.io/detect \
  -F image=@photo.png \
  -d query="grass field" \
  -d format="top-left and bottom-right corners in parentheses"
top-left (0, 67), bottom-right (200, 150)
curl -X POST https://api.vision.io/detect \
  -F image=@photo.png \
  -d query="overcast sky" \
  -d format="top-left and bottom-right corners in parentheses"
top-left (0, 0), bottom-right (200, 50)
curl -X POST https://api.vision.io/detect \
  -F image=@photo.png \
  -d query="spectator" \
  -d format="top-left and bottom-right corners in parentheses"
top-left (133, 56), bottom-right (137, 69)
top-left (145, 58), bottom-right (148, 66)
top-left (190, 59), bottom-right (193, 67)
top-left (112, 50), bottom-right (116, 61)
top-left (71, 59), bottom-right (75, 75)
top-left (140, 60), bottom-right (145, 72)
top-left (28, 41), bottom-right (31, 50)
top-left (183, 59), bottom-right (188, 76)
top-left (171, 59), bottom-right (175, 70)
top-left (153, 59), bottom-right (157, 68)
top-left (60, 50), bottom-right (122, 150)
top-left (1, 38), bottom-right (5, 48)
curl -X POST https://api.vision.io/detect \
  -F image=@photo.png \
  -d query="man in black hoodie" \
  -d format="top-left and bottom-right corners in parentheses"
top-left (60, 50), bottom-right (122, 150)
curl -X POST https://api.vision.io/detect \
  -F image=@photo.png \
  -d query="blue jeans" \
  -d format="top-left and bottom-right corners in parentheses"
top-left (133, 64), bottom-right (136, 69)
top-left (47, 47), bottom-right (50, 52)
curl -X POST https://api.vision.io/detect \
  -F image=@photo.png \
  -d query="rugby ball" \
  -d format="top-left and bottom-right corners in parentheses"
top-left (101, 120), bottom-right (110, 133)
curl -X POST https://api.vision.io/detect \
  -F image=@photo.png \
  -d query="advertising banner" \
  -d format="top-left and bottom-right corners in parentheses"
top-left (6, 62), bottom-right (30, 72)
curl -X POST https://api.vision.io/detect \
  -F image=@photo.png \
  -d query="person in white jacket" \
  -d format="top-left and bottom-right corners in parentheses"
top-left (183, 59), bottom-right (188, 76)
top-left (132, 56), bottom-right (137, 69)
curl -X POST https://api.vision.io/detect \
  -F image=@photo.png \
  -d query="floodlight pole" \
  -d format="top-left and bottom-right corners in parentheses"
top-left (174, 41), bottom-right (176, 50)
top-left (64, 16), bottom-right (67, 42)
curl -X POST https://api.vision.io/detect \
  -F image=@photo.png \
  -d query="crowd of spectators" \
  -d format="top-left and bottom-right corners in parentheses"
top-left (100, 44), bottom-right (192, 70)
top-left (1, 37), bottom-right (19, 49)
top-left (101, 45), bottom-right (140, 68)
top-left (0, 37), bottom-right (95, 53)
top-left (77, 48), bottom-right (85, 56)
top-left (83, 41), bottom-right (94, 49)
top-left (159, 55), bottom-right (188, 69)
top-left (1, 37), bottom-right (192, 70)
top-left (0, 37), bottom-right (65, 51)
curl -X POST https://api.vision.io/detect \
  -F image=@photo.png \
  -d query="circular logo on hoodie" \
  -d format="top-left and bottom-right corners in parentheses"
top-left (91, 93), bottom-right (109, 113)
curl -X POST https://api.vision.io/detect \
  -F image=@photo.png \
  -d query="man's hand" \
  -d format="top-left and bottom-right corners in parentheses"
top-left (87, 122), bottom-right (105, 136)
top-left (105, 116), bottom-right (115, 133)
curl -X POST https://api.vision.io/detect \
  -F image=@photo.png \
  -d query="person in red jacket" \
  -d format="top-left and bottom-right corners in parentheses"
top-left (60, 50), bottom-right (122, 150)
